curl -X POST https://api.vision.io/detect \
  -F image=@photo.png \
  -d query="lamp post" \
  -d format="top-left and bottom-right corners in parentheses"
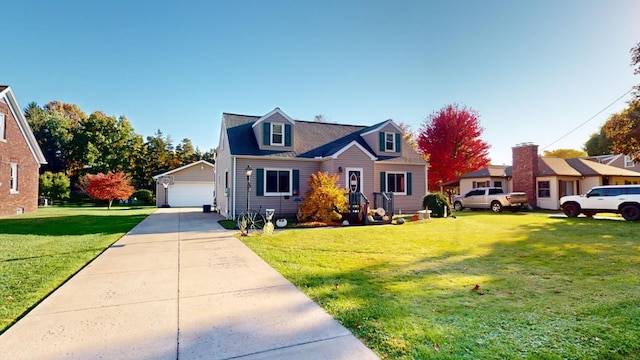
top-left (246, 165), bottom-right (253, 211)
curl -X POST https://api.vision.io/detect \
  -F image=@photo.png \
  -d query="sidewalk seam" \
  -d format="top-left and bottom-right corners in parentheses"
top-left (221, 334), bottom-right (356, 360)
top-left (179, 283), bottom-right (293, 299)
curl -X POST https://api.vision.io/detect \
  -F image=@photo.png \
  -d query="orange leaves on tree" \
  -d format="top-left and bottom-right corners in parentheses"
top-left (85, 171), bottom-right (135, 209)
top-left (300, 171), bottom-right (348, 223)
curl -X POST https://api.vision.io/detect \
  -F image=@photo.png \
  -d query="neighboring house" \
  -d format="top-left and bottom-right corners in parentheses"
top-left (456, 144), bottom-right (640, 210)
top-left (0, 85), bottom-right (47, 216)
top-left (583, 154), bottom-right (640, 173)
top-left (215, 108), bottom-right (428, 219)
top-left (152, 160), bottom-right (215, 207)
top-left (459, 165), bottom-right (513, 192)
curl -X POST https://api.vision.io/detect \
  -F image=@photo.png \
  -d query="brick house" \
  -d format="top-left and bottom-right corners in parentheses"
top-left (457, 143), bottom-right (640, 210)
top-left (0, 85), bottom-right (47, 216)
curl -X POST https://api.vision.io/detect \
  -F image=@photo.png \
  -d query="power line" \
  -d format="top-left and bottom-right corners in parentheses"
top-left (541, 87), bottom-right (634, 150)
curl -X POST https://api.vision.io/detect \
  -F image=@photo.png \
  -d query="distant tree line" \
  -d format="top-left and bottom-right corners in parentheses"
top-left (25, 101), bottom-right (215, 195)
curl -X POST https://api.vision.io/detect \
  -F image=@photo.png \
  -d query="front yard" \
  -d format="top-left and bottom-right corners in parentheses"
top-left (0, 206), bottom-right (155, 333)
top-left (241, 212), bottom-right (640, 359)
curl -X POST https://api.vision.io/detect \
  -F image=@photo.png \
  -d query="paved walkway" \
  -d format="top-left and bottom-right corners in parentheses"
top-left (0, 208), bottom-right (378, 360)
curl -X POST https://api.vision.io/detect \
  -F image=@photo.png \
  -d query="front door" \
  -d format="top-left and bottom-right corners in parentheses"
top-left (346, 168), bottom-right (363, 193)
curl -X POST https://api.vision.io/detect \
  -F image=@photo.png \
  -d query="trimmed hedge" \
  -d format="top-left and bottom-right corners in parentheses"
top-left (422, 193), bottom-right (452, 217)
top-left (133, 189), bottom-right (154, 205)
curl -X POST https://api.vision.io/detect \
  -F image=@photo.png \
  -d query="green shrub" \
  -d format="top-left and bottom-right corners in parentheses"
top-left (422, 193), bottom-right (451, 217)
top-left (133, 189), bottom-right (154, 205)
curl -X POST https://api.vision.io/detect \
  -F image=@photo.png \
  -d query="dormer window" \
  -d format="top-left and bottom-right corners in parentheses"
top-left (271, 123), bottom-right (284, 146)
top-left (385, 132), bottom-right (395, 152)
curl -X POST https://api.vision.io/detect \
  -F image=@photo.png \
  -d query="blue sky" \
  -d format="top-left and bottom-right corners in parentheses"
top-left (3, 0), bottom-right (639, 165)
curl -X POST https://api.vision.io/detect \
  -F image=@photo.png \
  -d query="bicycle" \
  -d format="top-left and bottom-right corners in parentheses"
top-left (237, 207), bottom-right (266, 235)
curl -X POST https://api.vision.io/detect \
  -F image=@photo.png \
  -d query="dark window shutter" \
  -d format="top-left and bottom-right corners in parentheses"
top-left (256, 168), bottom-right (264, 196)
top-left (293, 169), bottom-right (299, 195)
top-left (395, 133), bottom-right (401, 152)
top-left (379, 132), bottom-right (385, 152)
top-left (263, 122), bottom-right (270, 145)
top-left (407, 172), bottom-right (412, 195)
top-left (285, 124), bottom-right (292, 146)
top-left (380, 171), bottom-right (386, 192)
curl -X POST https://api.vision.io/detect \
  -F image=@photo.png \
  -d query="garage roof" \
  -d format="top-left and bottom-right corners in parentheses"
top-left (152, 160), bottom-right (214, 179)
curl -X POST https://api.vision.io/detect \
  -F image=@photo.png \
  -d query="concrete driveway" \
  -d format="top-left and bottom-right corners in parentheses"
top-left (0, 208), bottom-right (378, 360)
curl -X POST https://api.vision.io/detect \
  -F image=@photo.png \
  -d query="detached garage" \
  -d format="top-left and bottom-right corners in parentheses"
top-left (153, 160), bottom-right (215, 208)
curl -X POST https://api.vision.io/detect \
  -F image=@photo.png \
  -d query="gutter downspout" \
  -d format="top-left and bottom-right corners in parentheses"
top-left (425, 163), bottom-right (429, 194)
top-left (232, 156), bottom-right (236, 220)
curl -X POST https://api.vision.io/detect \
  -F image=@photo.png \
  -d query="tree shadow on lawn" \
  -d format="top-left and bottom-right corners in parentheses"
top-left (281, 217), bottom-right (640, 358)
top-left (0, 213), bottom-right (150, 236)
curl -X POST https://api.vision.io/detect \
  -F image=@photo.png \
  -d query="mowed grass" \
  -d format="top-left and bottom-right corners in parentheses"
top-left (0, 206), bottom-right (155, 333)
top-left (241, 212), bottom-right (640, 359)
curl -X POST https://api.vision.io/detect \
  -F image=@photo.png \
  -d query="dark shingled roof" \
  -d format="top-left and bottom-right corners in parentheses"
top-left (223, 113), bottom-right (427, 164)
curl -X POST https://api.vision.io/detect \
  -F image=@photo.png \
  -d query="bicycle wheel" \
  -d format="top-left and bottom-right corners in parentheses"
top-left (238, 209), bottom-right (266, 233)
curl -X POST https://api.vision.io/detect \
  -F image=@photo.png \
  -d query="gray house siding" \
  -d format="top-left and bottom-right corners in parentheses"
top-left (361, 131), bottom-right (379, 156)
top-left (362, 123), bottom-right (402, 157)
top-left (219, 109), bottom-right (428, 219)
top-left (334, 146), bottom-right (375, 196)
top-left (610, 155), bottom-right (640, 173)
top-left (254, 112), bottom-right (294, 152)
top-left (215, 125), bottom-right (233, 218)
top-left (154, 161), bottom-right (215, 207)
top-left (374, 163), bottom-right (426, 213)
top-left (172, 164), bottom-right (214, 181)
top-left (319, 158), bottom-right (334, 173)
top-left (236, 158), bottom-right (320, 217)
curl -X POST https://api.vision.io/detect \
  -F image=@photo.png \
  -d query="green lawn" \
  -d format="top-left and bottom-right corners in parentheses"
top-left (241, 212), bottom-right (640, 359)
top-left (0, 206), bottom-right (155, 333)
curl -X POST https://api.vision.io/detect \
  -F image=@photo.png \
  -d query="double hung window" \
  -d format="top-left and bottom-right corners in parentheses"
top-left (538, 181), bottom-right (550, 198)
top-left (385, 133), bottom-right (395, 151)
top-left (386, 172), bottom-right (406, 194)
top-left (271, 124), bottom-right (284, 145)
top-left (265, 169), bottom-right (291, 195)
top-left (0, 113), bottom-right (6, 140)
top-left (10, 163), bottom-right (18, 193)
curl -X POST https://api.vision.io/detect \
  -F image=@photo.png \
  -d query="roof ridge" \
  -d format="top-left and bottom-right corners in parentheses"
top-left (223, 112), bottom-right (260, 117)
top-left (295, 119), bottom-right (366, 128)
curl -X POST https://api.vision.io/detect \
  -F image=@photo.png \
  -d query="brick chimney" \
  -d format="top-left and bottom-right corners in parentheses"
top-left (512, 143), bottom-right (538, 207)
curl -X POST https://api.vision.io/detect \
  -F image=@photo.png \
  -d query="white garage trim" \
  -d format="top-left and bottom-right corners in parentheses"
top-left (167, 182), bottom-right (214, 207)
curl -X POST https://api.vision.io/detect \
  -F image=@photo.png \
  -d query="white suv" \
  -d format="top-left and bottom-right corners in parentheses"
top-left (560, 185), bottom-right (640, 221)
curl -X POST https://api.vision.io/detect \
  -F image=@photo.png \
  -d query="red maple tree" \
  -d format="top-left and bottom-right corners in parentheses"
top-left (85, 172), bottom-right (135, 209)
top-left (417, 104), bottom-right (491, 192)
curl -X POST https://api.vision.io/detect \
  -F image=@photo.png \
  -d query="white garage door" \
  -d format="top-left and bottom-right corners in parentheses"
top-left (168, 182), bottom-right (214, 207)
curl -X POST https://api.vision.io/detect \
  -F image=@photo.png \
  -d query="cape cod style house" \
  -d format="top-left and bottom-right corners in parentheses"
top-left (0, 85), bottom-right (47, 216)
top-left (215, 108), bottom-right (428, 220)
top-left (457, 143), bottom-right (640, 210)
